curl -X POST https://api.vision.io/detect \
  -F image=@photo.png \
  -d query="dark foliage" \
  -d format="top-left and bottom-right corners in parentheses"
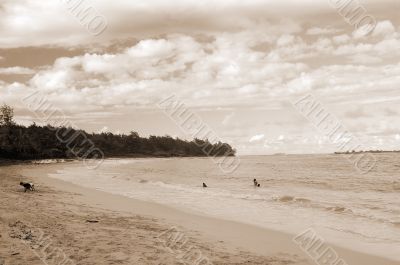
top-left (0, 106), bottom-right (236, 160)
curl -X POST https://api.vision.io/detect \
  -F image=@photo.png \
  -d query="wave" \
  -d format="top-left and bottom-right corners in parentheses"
top-left (130, 179), bottom-right (397, 227)
top-left (326, 206), bottom-right (353, 214)
top-left (273, 195), bottom-right (356, 216)
top-left (139, 180), bottom-right (273, 202)
top-left (104, 159), bottom-right (143, 165)
top-left (31, 159), bottom-right (70, 164)
top-left (274, 195), bottom-right (311, 204)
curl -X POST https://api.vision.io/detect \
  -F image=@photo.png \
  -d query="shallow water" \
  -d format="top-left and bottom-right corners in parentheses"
top-left (48, 154), bottom-right (400, 261)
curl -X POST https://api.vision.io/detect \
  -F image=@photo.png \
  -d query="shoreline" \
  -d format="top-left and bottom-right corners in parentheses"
top-left (1, 163), bottom-right (273, 264)
top-left (2, 162), bottom-right (399, 265)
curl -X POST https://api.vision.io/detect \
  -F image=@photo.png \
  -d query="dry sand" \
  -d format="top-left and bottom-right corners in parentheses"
top-left (0, 163), bottom-right (398, 265)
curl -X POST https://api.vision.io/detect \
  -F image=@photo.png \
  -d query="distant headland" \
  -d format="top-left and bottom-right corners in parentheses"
top-left (334, 150), bottom-right (400, 154)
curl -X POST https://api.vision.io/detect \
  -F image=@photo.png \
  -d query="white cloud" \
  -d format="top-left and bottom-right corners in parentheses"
top-left (30, 68), bottom-right (72, 91)
top-left (0, 66), bottom-right (35, 75)
top-left (126, 39), bottom-right (175, 58)
top-left (349, 54), bottom-right (382, 64)
top-left (372, 20), bottom-right (396, 37)
top-left (222, 112), bottom-right (235, 126)
top-left (306, 27), bottom-right (340, 35)
top-left (0, 0), bottom-right (322, 48)
top-left (333, 34), bottom-right (350, 44)
top-left (277, 34), bottom-right (295, 46)
top-left (1, 20), bottom-right (399, 119)
top-left (249, 134), bottom-right (265, 143)
top-left (11, 32), bottom-right (315, 112)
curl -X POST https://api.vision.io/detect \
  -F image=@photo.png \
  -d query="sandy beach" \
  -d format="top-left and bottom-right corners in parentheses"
top-left (2, 0), bottom-right (400, 263)
top-left (0, 162), bottom-right (399, 265)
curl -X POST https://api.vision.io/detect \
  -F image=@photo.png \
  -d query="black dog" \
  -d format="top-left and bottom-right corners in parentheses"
top-left (203, 182), bottom-right (208, 188)
top-left (20, 182), bottom-right (35, 192)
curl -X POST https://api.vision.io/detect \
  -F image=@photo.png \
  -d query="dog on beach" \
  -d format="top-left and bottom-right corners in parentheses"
top-left (203, 182), bottom-right (208, 188)
top-left (20, 182), bottom-right (35, 192)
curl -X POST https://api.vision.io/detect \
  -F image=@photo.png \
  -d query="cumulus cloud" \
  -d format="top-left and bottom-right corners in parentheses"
top-left (372, 20), bottom-right (396, 37)
top-left (3, 33), bottom-right (313, 112)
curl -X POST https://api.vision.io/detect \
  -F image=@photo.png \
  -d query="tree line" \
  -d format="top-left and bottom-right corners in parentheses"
top-left (0, 105), bottom-right (236, 160)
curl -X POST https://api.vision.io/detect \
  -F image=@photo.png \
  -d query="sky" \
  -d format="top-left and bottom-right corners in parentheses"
top-left (0, 0), bottom-right (400, 155)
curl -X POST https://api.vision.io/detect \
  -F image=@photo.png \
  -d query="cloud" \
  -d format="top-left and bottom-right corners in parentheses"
top-left (2, 19), bottom-right (400, 121)
top-left (249, 134), bottom-right (265, 143)
top-left (332, 34), bottom-right (350, 44)
top-left (372, 20), bottom-right (396, 37)
top-left (2, 0), bottom-right (397, 48)
top-left (306, 27), bottom-right (340, 35)
top-left (0, 67), bottom-right (35, 75)
top-left (0, 0), bottom-right (316, 48)
top-left (4, 33), bottom-right (313, 112)
top-left (277, 34), bottom-right (296, 46)
top-left (349, 54), bottom-right (382, 64)
top-left (126, 39), bottom-right (175, 58)
top-left (222, 112), bottom-right (235, 126)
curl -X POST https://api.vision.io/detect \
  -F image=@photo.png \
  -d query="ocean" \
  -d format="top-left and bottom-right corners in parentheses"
top-left (47, 154), bottom-right (400, 261)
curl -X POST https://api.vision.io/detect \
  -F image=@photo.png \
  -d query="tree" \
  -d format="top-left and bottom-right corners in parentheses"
top-left (130, 131), bottom-right (140, 138)
top-left (0, 104), bottom-right (14, 126)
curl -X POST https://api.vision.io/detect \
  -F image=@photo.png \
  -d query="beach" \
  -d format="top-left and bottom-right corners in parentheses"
top-left (0, 161), bottom-right (399, 265)
top-left (2, 0), bottom-right (400, 264)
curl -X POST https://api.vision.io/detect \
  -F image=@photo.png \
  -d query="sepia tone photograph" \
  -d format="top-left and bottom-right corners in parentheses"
top-left (0, 0), bottom-right (399, 264)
